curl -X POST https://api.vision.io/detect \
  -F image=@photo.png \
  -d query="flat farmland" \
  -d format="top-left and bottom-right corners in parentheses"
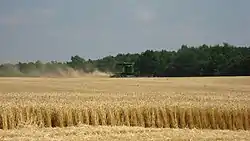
top-left (0, 76), bottom-right (250, 140)
top-left (0, 76), bottom-right (249, 108)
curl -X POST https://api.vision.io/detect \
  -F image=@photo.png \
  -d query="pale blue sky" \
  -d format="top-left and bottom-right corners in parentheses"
top-left (0, 0), bottom-right (249, 63)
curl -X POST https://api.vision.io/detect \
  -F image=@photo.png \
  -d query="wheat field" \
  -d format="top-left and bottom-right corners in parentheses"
top-left (0, 76), bottom-right (250, 140)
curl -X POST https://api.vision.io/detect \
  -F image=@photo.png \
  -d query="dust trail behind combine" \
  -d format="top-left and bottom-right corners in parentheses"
top-left (0, 64), bottom-right (112, 78)
top-left (40, 68), bottom-right (112, 78)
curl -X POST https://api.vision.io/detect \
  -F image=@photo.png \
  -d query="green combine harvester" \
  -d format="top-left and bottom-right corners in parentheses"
top-left (111, 62), bottom-right (136, 77)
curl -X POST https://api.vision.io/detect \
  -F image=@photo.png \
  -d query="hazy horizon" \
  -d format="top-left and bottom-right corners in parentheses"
top-left (1, 0), bottom-right (250, 63)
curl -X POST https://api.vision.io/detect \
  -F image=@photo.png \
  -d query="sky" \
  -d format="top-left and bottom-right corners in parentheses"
top-left (0, 0), bottom-right (250, 63)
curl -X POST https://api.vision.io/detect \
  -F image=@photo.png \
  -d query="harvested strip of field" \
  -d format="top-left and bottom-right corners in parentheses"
top-left (1, 125), bottom-right (250, 141)
top-left (0, 76), bottom-right (249, 130)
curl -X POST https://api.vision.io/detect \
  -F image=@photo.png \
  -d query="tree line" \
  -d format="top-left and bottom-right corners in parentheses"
top-left (0, 43), bottom-right (249, 77)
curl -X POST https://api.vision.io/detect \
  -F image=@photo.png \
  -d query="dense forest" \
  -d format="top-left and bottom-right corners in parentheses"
top-left (0, 43), bottom-right (250, 77)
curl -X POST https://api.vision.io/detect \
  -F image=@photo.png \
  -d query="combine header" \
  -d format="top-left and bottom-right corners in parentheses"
top-left (111, 62), bottom-right (136, 77)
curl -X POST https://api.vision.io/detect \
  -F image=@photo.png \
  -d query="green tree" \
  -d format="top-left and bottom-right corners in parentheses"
top-left (67, 55), bottom-right (86, 70)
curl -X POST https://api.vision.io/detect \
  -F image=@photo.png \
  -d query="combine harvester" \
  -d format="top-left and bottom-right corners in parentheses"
top-left (110, 62), bottom-right (136, 78)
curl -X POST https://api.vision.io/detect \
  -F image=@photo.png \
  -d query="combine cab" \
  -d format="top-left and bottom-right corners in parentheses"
top-left (111, 62), bottom-right (136, 77)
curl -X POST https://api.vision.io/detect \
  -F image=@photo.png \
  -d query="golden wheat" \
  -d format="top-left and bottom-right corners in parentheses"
top-left (0, 105), bottom-right (249, 130)
top-left (0, 76), bottom-right (249, 131)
